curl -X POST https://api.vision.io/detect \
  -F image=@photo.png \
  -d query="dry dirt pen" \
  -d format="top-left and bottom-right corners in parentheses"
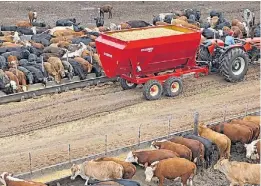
top-left (8, 110), bottom-right (259, 186)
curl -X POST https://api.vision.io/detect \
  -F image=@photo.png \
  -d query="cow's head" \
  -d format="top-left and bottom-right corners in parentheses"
top-left (10, 80), bottom-right (17, 91)
top-left (151, 140), bottom-right (166, 149)
top-left (244, 142), bottom-right (258, 159)
top-left (213, 158), bottom-right (229, 171)
top-left (125, 151), bottom-right (138, 163)
top-left (0, 172), bottom-right (10, 185)
top-left (144, 161), bottom-right (159, 182)
top-left (70, 164), bottom-right (81, 180)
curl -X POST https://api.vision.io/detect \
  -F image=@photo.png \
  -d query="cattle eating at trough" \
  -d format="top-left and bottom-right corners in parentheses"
top-left (0, 7), bottom-right (259, 96)
top-left (0, 2), bottom-right (260, 186)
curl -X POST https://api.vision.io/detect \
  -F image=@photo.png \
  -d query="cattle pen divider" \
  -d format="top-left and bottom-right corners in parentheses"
top-left (10, 109), bottom-right (260, 186)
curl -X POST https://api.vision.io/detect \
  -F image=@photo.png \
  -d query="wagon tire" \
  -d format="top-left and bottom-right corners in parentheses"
top-left (164, 77), bottom-right (183, 97)
top-left (220, 48), bottom-right (249, 83)
top-left (119, 78), bottom-right (137, 90)
top-left (143, 80), bottom-right (163, 100)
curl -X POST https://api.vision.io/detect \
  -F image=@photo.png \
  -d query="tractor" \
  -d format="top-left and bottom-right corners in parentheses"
top-left (197, 37), bottom-right (260, 82)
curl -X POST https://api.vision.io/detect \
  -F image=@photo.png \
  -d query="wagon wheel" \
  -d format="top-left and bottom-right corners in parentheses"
top-left (119, 78), bottom-right (137, 90)
top-left (143, 80), bottom-right (163, 100)
top-left (163, 77), bottom-right (183, 97)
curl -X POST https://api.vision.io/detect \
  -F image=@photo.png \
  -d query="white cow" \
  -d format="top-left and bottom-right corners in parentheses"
top-left (70, 160), bottom-right (123, 186)
top-left (0, 172), bottom-right (47, 186)
top-left (244, 139), bottom-right (260, 160)
top-left (214, 159), bottom-right (260, 186)
top-left (62, 42), bottom-right (87, 59)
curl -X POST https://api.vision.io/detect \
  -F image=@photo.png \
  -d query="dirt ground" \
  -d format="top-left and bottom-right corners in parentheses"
top-left (0, 1), bottom-right (260, 185)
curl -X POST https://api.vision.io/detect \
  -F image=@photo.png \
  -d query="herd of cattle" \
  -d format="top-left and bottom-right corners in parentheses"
top-left (0, 5), bottom-right (260, 95)
top-left (0, 115), bottom-right (260, 186)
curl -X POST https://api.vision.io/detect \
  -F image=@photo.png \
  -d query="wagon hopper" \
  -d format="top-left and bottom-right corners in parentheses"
top-left (96, 25), bottom-right (209, 100)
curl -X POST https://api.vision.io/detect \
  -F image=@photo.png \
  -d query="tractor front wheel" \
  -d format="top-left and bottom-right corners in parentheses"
top-left (220, 48), bottom-right (249, 83)
top-left (119, 78), bottom-right (137, 90)
top-left (143, 80), bottom-right (163, 100)
top-left (164, 77), bottom-right (183, 97)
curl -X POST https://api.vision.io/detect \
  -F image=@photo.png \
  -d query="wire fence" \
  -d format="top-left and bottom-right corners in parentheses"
top-left (0, 102), bottom-right (259, 174)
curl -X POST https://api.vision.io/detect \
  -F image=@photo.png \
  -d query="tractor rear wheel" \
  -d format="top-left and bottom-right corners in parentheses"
top-left (220, 48), bottom-right (249, 82)
top-left (164, 77), bottom-right (183, 97)
top-left (143, 80), bottom-right (163, 100)
top-left (119, 78), bottom-right (137, 90)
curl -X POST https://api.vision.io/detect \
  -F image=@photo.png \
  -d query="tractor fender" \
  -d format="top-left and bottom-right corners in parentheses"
top-left (219, 45), bottom-right (246, 59)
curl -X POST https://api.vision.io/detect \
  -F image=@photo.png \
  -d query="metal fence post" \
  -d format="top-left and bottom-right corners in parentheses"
top-left (105, 135), bottom-right (108, 155)
top-left (138, 124), bottom-right (142, 146)
top-left (193, 112), bottom-right (199, 135)
top-left (68, 144), bottom-right (71, 163)
top-left (245, 101), bottom-right (249, 116)
top-left (29, 152), bottom-right (32, 174)
top-left (168, 115), bottom-right (172, 138)
top-left (223, 105), bottom-right (227, 122)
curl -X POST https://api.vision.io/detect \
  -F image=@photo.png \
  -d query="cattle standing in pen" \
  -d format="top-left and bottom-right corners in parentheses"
top-left (214, 158), bottom-right (260, 186)
top-left (198, 122), bottom-right (231, 160)
top-left (184, 134), bottom-right (214, 168)
top-left (99, 5), bottom-right (113, 19)
top-left (151, 140), bottom-right (192, 161)
top-left (28, 11), bottom-right (37, 24)
top-left (125, 149), bottom-right (179, 167)
top-left (169, 136), bottom-right (205, 166)
top-left (94, 157), bottom-right (136, 179)
top-left (70, 160), bottom-right (123, 186)
top-left (244, 139), bottom-right (260, 162)
top-left (145, 158), bottom-right (197, 186)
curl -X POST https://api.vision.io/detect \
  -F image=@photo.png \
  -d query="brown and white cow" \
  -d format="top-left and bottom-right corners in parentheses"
top-left (145, 158), bottom-right (196, 186)
top-left (244, 139), bottom-right (260, 162)
top-left (169, 136), bottom-right (205, 165)
top-left (125, 149), bottom-right (179, 167)
top-left (198, 122), bottom-right (231, 160)
top-left (151, 140), bottom-right (192, 161)
top-left (94, 157), bottom-right (136, 179)
top-left (214, 158), bottom-right (260, 186)
top-left (0, 172), bottom-right (47, 186)
top-left (70, 160), bottom-right (123, 186)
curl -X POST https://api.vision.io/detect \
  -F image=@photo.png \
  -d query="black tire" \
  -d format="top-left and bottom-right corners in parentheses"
top-left (197, 45), bottom-right (211, 61)
top-left (119, 78), bottom-right (137, 90)
top-left (143, 80), bottom-right (163, 100)
top-left (164, 77), bottom-right (183, 97)
top-left (220, 48), bottom-right (249, 83)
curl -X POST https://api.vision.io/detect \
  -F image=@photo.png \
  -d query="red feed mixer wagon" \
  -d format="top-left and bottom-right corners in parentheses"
top-left (95, 25), bottom-right (209, 100)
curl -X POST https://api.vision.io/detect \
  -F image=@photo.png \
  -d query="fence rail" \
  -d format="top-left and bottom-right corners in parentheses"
top-left (12, 108), bottom-right (260, 183)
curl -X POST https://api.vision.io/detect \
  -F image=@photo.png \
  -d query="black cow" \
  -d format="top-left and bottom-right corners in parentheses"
top-left (22, 65), bottom-right (46, 84)
top-left (0, 25), bottom-right (17, 31)
top-left (68, 59), bottom-right (86, 80)
top-left (17, 66), bottom-right (34, 84)
top-left (184, 134), bottom-right (214, 168)
top-left (56, 18), bottom-right (77, 26)
top-left (0, 56), bottom-right (8, 70)
top-left (152, 15), bottom-right (161, 25)
top-left (126, 20), bottom-right (152, 28)
top-left (32, 22), bottom-right (46, 27)
top-left (94, 17), bottom-right (104, 27)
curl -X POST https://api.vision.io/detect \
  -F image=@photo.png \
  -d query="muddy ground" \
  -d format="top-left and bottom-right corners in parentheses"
top-left (0, 1), bottom-right (260, 186)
